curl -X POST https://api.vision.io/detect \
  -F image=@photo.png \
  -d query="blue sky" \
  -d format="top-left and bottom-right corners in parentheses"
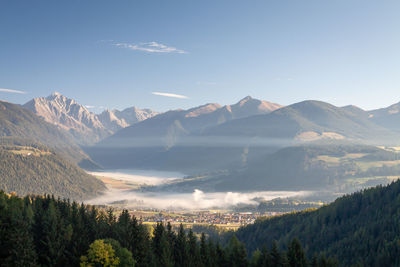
top-left (1, 0), bottom-right (400, 112)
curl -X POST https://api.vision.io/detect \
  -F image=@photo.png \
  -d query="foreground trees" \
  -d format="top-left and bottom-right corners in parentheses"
top-left (0, 191), bottom-right (336, 266)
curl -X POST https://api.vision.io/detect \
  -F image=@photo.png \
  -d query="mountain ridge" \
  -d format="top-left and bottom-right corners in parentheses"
top-left (23, 92), bottom-right (159, 144)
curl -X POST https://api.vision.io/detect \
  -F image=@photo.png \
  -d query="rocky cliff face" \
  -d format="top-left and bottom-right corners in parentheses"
top-left (24, 92), bottom-right (110, 144)
top-left (98, 107), bottom-right (159, 132)
top-left (23, 92), bottom-right (159, 145)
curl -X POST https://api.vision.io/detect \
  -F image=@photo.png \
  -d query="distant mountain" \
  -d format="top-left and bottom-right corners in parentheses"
top-left (228, 95), bottom-right (283, 119)
top-left (87, 99), bottom-right (399, 173)
top-left (0, 100), bottom-right (94, 166)
top-left (368, 101), bottom-right (400, 131)
top-left (0, 138), bottom-right (105, 200)
top-left (24, 92), bottom-right (159, 144)
top-left (97, 107), bottom-right (158, 133)
top-left (87, 96), bottom-right (283, 169)
top-left (24, 92), bottom-right (111, 144)
top-left (204, 100), bottom-right (396, 142)
top-left (97, 96), bottom-right (282, 148)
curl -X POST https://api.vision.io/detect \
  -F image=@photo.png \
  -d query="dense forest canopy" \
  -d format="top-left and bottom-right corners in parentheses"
top-left (234, 179), bottom-right (400, 266)
top-left (0, 191), bottom-right (337, 267)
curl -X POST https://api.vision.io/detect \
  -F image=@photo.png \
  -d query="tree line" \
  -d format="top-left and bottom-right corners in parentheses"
top-left (0, 191), bottom-right (337, 266)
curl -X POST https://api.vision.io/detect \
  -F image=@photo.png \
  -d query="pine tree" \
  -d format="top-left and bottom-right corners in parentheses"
top-left (270, 241), bottom-right (284, 267)
top-left (287, 238), bottom-right (308, 267)
top-left (216, 242), bottom-right (229, 267)
top-left (187, 229), bottom-right (201, 267)
top-left (200, 233), bottom-right (210, 267)
top-left (208, 238), bottom-right (217, 267)
top-left (226, 235), bottom-right (248, 267)
top-left (35, 200), bottom-right (66, 266)
top-left (152, 222), bottom-right (174, 267)
top-left (174, 224), bottom-right (189, 267)
top-left (1, 196), bottom-right (37, 266)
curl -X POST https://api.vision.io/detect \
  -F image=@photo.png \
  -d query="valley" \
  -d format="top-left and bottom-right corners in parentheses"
top-left (3, 2), bottom-right (400, 265)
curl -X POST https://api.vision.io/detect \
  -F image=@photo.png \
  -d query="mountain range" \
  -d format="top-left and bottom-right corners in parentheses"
top-left (87, 98), bottom-right (400, 174)
top-left (23, 92), bottom-right (158, 145)
top-left (2, 91), bottom-right (400, 198)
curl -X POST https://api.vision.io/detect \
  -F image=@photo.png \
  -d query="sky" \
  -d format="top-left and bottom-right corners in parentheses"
top-left (1, 0), bottom-right (400, 112)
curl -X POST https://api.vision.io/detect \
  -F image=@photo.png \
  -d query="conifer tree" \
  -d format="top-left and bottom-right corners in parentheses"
top-left (287, 238), bottom-right (308, 267)
top-left (174, 224), bottom-right (189, 267)
top-left (200, 233), bottom-right (211, 267)
top-left (226, 235), bottom-right (248, 267)
top-left (270, 241), bottom-right (284, 267)
top-left (187, 228), bottom-right (201, 267)
top-left (152, 222), bottom-right (174, 267)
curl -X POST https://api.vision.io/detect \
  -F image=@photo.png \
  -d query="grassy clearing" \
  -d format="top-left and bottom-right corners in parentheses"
top-left (95, 176), bottom-right (141, 190)
top-left (5, 145), bottom-right (51, 156)
top-left (356, 160), bottom-right (400, 172)
top-left (344, 176), bottom-right (400, 185)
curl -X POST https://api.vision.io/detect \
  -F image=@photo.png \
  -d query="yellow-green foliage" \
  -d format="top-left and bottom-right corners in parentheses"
top-left (80, 240), bottom-right (120, 267)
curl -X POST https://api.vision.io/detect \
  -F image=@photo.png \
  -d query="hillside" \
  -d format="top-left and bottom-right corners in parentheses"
top-left (368, 101), bottom-right (400, 132)
top-left (0, 100), bottom-right (93, 166)
top-left (0, 141), bottom-right (105, 200)
top-left (153, 143), bottom-right (400, 192)
top-left (234, 179), bottom-right (400, 266)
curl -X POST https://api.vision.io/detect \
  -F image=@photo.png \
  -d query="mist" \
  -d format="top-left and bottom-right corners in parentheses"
top-left (95, 136), bottom-right (298, 148)
top-left (86, 188), bottom-right (311, 210)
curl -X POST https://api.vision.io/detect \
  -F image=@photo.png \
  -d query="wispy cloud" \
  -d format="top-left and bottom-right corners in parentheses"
top-left (85, 105), bottom-right (95, 109)
top-left (152, 92), bottom-right (189, 99)
top-left (115, 41), bottom-right (187, 54)
top-left (0, 88), bottom-right (27, 94)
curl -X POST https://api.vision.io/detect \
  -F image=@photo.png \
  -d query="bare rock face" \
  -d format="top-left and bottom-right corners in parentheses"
top-left (24, 92), bottom-right (110, 144)
top-left (23, 92), bottom-right (159, 145)
top-left (100, 106), bottom-right (159, 128)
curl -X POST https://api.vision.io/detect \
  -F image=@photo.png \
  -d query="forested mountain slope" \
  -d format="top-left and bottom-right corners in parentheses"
top-left (0, 140), bottom-right (105, 200)
top-left (235, 179), bottom-right (400, 266)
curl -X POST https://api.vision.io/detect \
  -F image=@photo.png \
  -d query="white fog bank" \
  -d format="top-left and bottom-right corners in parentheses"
top-left (87, 189), bottom-right (312, 210)
top-left (87, 169), bottom-right (312, 210)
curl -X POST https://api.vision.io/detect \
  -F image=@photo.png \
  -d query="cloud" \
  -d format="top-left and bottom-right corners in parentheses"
top-left (0, 88), bottom-right (27, 94)
top-left (115, 41), bottom-right (187, 54)
top-left (152, 92), bottom-right (189, 99)
top-left (85, 105), bottom-right (95, 109)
